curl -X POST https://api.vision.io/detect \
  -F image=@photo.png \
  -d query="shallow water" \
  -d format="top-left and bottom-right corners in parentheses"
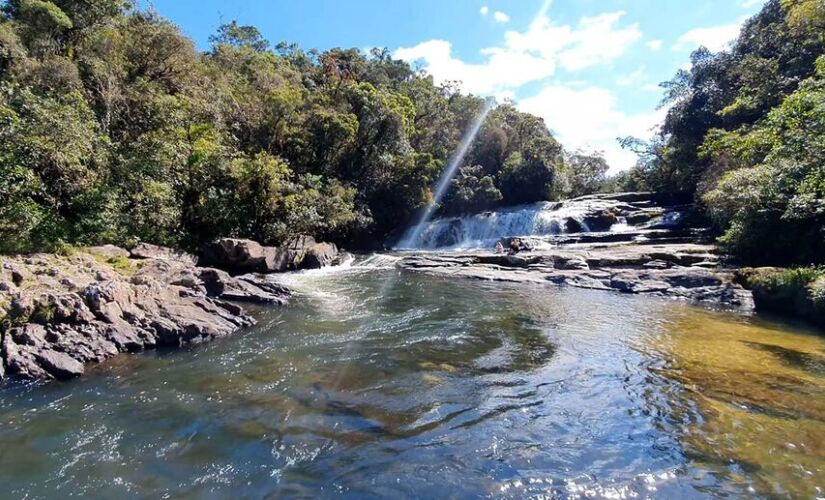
top-left (1, 266), bottom-right (825, 498)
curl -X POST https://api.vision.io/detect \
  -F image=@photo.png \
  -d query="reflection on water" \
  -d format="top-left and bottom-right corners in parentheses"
top-left (1, 267), bottom-right (824, 497)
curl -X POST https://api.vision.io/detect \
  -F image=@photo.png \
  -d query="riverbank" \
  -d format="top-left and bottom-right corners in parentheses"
top-left (0, 246), bottom-right (290, 381)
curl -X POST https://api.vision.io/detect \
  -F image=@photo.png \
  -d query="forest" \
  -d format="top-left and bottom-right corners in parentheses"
top-left (0, 0), bottom-right (608, 253)
top-left (617, 0), bottom-right (825, 265)
top-left (0, 0), bottom-right (823, 267)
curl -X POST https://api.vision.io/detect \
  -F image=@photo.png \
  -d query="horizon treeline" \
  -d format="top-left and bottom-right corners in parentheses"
top-left (617, 0), bottom-right (825, 265)
top-left (0, 0), bottom-right (609, 253)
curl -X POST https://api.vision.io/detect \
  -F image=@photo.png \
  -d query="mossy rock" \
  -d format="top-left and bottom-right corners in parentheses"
top-left (737, 267), bottom-right (825, 330)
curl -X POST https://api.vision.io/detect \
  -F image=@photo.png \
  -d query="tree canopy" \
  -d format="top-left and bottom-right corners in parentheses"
top-left (0, 1), bottom-right (608, 252)
top-left (618, 0), bottom-right (825, 265)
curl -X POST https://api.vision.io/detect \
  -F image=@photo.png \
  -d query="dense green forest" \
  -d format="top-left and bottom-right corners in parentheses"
top-left (0, 0), bottom-right (609, 253)
top-left (1, 0), bottom-right (823, 266)
top-left (619, 0), bottom-right (825, 265)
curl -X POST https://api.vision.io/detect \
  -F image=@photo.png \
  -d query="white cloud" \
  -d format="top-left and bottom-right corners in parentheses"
top-left (480, 6), bottom-right (489, 16)
top-left (395, 10), bottom-right (641, 94)
top-left (493, 11), bottom-right (510, 23)
top-left (646, 39), bottom-right (663, 51)
top-left (616, 66), bottom-right (646, 86)
top-left (673, 21), bottom-right (743, 52)
top-left (741, 0), bottom-right (763, 7)
top-left (394, 2), bottom-right (654, 172)
top-left (518, 85), bottom-right (667, 172)
top-left (394, 40), bottom-right (554, 95)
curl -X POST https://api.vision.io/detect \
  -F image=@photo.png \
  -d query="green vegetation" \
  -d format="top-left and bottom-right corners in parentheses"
top-left (736, 266), bottom-right (825, 328)
top-left (618, 0), bottom-right (825, 265)
top-left (0, 1), bottom-right (608, 253)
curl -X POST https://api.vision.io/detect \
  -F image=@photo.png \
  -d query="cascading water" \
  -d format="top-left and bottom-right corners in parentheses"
top-left (397, 98), bottom-right (496, 249)
top-left (396, 197), bottom-right (647, 251)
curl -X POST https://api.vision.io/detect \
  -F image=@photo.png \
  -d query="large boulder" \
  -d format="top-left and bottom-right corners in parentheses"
top-left (301, 242), bottom-right (340, 269)
top-left (199, 238), bottom-right (279, 273)
top-left (270, 235), bottom-right (316, 271)
top-left (272, 235), bottom-right (343, 271)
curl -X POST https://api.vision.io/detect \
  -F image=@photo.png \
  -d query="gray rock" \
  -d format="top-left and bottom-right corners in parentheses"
top-left (36, 349), bottom-right (86, 379)
top-left (301, 242), bottom-right (339, 269)
top-left (130, 243), bottom-right (197, 266)
top-left (199, 238), bottom-right (277, 273)
top-left (86, 244), bottom-right (130, 260)
top-left (0, 248), bottom-right (291, 383)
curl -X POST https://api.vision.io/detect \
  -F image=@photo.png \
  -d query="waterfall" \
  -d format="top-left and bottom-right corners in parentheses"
top-left (396, 200), bottom-right (599, 250)
top-left (398, 99), bottom-right (496, 249)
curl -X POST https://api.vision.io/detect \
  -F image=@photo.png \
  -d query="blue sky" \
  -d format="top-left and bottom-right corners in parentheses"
top-left (149, 0), bottom-right (766, 171)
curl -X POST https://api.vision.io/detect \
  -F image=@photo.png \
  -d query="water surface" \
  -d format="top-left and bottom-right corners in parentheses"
top-left (1, 266), bottom-right (824, 498)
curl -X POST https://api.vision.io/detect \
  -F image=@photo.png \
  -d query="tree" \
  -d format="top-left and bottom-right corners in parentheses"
top-left (441, 165), bottom-right (502, 214)
top-left (566, 151), bottom-right (610, 197)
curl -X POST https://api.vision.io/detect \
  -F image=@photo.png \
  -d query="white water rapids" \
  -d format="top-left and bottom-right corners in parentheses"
top-left (396, 197), bottom-right (637, 251)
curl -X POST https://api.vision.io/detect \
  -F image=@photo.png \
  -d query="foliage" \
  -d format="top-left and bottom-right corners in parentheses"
top-left (0, 5), bottom-right (604, 253)
top-left (622, 0), bottom-right (825, 265)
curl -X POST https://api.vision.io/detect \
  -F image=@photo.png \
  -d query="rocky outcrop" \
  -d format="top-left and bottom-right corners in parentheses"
top-left (735, 268), bottom-right (825, 329)
top-left (392, 243), bottom-right (753, 310)
top-left (199, 238), bottom-right (279, 274)
top-left (129, 242), bottom-right (197, 266)
top-left (0, 250), bottom-right (289, 381)
top-left (200, 236), bottom-right (346, 274)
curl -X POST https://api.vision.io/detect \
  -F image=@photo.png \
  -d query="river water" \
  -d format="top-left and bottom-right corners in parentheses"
top-left (1, 264), bottom-right (825, 498)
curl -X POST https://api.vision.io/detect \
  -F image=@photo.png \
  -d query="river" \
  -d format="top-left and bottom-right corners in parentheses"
top-left (1, 263), bottom-right (824, 497)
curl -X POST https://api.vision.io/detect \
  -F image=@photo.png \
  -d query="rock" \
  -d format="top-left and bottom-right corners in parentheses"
top-left (609, 272), bottom-right (671, 294)
top-left (199, 238), bottom-right (277, 273)
top-left (301, 242), bottom-right (339, 269)
top-left (86, 245), bottom-right (130, 260)
top-left (497, 237), bottom-right (534, 253)
top-left (625, 210), bottom-right (661, 225)
top-left (657, 268), bottom-right (722, 288)
top-left (0, 248), bottom-right (291, 383)
top-left (563, 218), bottom-right (585, 233)
top-left (130, 243), bottom-right (197, 266)
top-left (555, 256), bottom-right (589, 270)
top-left (35, 349), bottom-right (85, 379)
top-left (582, 209), bottom-right (618, 231)
top-left (392, 243), bottom-right (752, 310)
top-left (643, 260), bottom-right (672, 270)
top-left (736, 268), bottom-right (825, 329)
top-left (272, 235), bottom-right (316, 271)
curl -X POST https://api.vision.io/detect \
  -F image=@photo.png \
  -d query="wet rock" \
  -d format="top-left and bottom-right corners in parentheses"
top-left (36, 349), bottom-right (85, 379)
top-left (610, 272), bottom-right (671, 294)
top-left (497, 237), bottom-right (534, 253)
top-left (393, 243), bottom-right (752, 310)
top-left (554, 256), bottom-right (589, 270)
top-left (582, 209), bottom-right (618, 231)
top-left (563, 218), bottom-right (585, 233)
top-left (273, 235), bottom-right (343, 271)
top-left (199, 238), bottom-right (278, 274)
top-left (625, 210), bottom-right (662, 225)
top-left (301, 242), bottom-right (339, 269)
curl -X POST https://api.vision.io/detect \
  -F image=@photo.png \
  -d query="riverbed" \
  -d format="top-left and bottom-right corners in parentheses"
top-left (1, 264), bottom-right (824, 497)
